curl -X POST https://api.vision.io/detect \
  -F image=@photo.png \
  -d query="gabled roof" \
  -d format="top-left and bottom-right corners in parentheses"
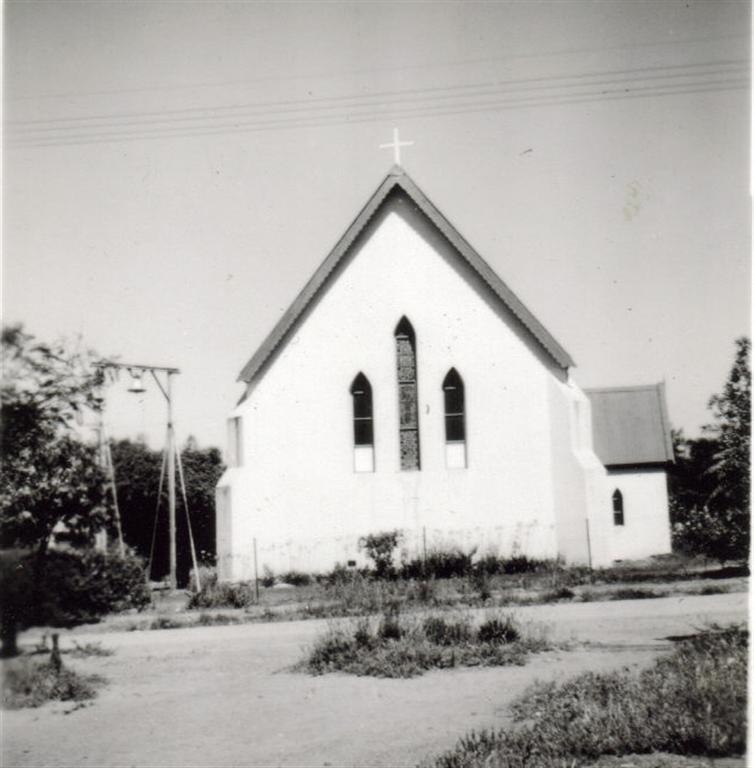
top-left (238, 165), bottom-right (574, 385)
top-left (586, 383), bottom-right (674, 467)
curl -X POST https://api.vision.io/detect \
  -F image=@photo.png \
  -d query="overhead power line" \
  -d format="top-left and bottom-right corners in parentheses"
top-left (7, 60), bottom-right (748, 149)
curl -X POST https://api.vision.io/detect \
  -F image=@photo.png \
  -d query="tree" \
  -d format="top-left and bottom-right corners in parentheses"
top-left (705, 337), bottom-right (750, 513)
top-left (109, 437), bottom-right (223, 586)
top-left (0, 325), bottom-right (111, 561)
top-left (669, 338), bottom-right (750, 563)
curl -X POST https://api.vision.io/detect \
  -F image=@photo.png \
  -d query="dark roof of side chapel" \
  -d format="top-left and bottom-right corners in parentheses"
top-left (238, 165), bottom-right (575, 385)
top-left (586, 383), bottom-right (674, 467)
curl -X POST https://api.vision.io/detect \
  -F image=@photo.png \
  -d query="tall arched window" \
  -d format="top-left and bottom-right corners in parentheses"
top-left (443, 368), bottom-right (467, 468)
top-left (395, 317), bottom-right (420, 470)
top-left (350, 373), bottom-right (374, 472)
top-left (612, 489), bottom-right (624, 526)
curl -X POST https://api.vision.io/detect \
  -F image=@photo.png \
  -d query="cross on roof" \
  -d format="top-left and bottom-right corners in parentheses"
top-left (379, 127), bottom-right (414, 165)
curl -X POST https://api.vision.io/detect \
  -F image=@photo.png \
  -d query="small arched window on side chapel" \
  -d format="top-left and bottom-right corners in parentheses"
top-left (443, 368), bottom-right (467, 468)
top-left (350, 373), bottom-right (374, 472)
top-left (612, 489), bottom-right (624, 526)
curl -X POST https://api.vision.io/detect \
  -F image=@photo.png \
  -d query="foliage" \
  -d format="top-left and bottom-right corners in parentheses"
top-left (0, 548), bottom-right (150, 653)
top-left (298, 611), bottom-right (551, 678)
top-left (669, 338), bottom-right (750, 563)
top-left (0, 326), bottom-right (111, 556)
top-left (2, 657), bottom-right (105, 709)
top-left (705, 337), bottom-right (750, 512)
top-left (278, 570), bottom-right (312, 586)
top-left (359, 530), bottom-right (402, 578)
top-left (401, 547), bottom-right (475, 580)
top-left (109, 437), bottom-right (224, 586)
top-left (188, 569), bottom-right (255, 609)
top-left (427, 624), bottom-right (747, 767)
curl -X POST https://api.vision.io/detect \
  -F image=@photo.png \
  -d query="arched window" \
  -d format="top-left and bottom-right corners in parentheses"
top-left (443, 368), bottom-right (467, 468)
top-left (395, 317), bottom-right (420, 470)
top-left (612, 489), bottom-right (624, 526)
top-left (350, 373), bottom-right (374, 472)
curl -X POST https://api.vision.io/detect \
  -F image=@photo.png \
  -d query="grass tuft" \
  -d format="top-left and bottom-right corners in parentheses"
top-left (298, 611), bottom-right (552, 678)
top-left (426, 623), bottom-right (747, 767)
top-left (2, 658), bottom-right (106, 709)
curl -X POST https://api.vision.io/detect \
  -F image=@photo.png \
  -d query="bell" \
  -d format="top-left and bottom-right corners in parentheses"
top-left (127, 369), bottom-right (147, 394)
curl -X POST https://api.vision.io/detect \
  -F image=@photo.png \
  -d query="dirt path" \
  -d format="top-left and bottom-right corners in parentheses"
top-left (2, 592), bottom-right (747, 768)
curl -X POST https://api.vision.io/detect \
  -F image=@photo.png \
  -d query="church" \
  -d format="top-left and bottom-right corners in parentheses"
top-left (216, 164), bottom-right (673, 580)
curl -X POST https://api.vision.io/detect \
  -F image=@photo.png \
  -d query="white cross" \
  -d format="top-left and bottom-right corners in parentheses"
top-left (379, 127), bottom-right (414, 165)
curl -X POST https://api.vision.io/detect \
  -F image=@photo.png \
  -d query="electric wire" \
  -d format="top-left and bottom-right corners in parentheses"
top-left (9, 75), bottom-right (748, 150)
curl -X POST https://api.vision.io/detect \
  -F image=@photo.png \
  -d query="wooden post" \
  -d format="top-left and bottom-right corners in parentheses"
top-left (585, 518), bottom-right (593, 570)
top-left (50, 633), bottom-right (62, 672)
top-left (253, 537), bottom-right (259, 603)
top-left (166, 372), bottom-right (177, 591)
top-left (422, 526), bottom-right (427, 576)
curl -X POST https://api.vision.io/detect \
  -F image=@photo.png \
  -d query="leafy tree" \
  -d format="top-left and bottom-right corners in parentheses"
top-left (109, 437), bottom-right (223, 586)
top-left (670, 338), bottom-right (750, 562)
top-left (705, 337), bottom-right (750, 513)
top-left (0, 325), bottom-right (111, 562)
top-left (0, 326), bottom-right (151, 656)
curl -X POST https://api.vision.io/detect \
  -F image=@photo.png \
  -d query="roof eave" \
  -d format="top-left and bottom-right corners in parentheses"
top-left (238, 165), bottom-right (575, 384)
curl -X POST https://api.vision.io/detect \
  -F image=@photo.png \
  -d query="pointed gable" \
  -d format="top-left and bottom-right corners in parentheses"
top-left (238, 165), bottom-right (574, 385)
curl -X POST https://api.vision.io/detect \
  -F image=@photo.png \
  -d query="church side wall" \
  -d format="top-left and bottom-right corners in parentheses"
top-left (603, 468), bottom-right (672, 562)
top-left (220, 199), bottom-right (568, 578)
top-left (550, 380), bottom-right (605, 565)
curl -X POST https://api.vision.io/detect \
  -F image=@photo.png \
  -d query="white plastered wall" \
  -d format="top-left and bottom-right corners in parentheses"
top-left (600, 468), bottom-right (672, 562)
top-left (217, 195), bottom-right (590, 579)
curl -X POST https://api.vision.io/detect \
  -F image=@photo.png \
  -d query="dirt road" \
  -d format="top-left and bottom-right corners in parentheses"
top-left (2, 592), bottom-right (747, 768)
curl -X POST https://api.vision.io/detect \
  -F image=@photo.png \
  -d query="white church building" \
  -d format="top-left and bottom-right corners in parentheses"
top-left (216, 165), bottom-right (673, 580)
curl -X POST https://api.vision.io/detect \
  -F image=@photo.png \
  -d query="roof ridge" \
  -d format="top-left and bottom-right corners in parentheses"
top-left (237, 167), bottom-right (574, 386)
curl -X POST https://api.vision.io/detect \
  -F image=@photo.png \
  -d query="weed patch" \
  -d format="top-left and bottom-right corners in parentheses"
top-left (297, 611), bottom-right (552, 678)
top-left (2, 658), bottom-right (106, 709)
top-left (426, 624), bottom-right (747, 767)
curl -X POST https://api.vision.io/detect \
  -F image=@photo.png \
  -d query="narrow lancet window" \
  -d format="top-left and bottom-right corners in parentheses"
top-left (395, 317), bottom-right (420, 470)
top-left (350, 373), bottom-right (374, 472)
top-left (443, 368), bottom-right (467, 468)
top-left (612, 489), bottom-right (624, 526)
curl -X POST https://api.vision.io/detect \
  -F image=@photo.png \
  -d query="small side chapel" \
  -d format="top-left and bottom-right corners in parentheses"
top-left (216, 164), bottom-right (673, 580)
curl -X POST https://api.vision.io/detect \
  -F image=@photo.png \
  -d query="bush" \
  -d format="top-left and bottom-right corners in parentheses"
top-left (2, 657), bottom-right (105, 709)
top-left (360, 530), bottom-right (402, 578)
top-left (34, 549), bottom-right (151, 627)
top-left (477, 616), bottom-right (519, 645)
top-left (299, 611), bottom-right (551, 678)
top-left (1, 547), bottom-right (150, 655)
top-left (423, 615), bottom-right (473, 646)
top-left (278, 571), bottom-right (312, 586)
top-left (402, 548), bottom-right (475, 580)
top-left (188, 571), bottom-right (255, 609)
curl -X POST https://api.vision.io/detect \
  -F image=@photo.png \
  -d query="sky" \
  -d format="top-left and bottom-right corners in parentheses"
top-left (4, 0), bottom-right (750, 453)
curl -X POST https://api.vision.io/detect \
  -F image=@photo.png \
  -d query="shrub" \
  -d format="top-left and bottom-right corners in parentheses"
top-left (477, 616), bottom-right (519, 645)
top-left (188, 571), bottom-right (255, 609)
top-left (377, 611), bottom-right (403, 641)
top-left (260, 566), bottom-right (275, 588)
top-left (299, 611), bottom-right (550, 678)
top-left (360, 530), bottom-right (402, 578)
top-left (539, 587), bottom-right (575, 603)
top-left (403, 548), bottom-right (475, 580)
top-left (610, 587), bottom-right (664, 601)
top-left (1, 547), bottom-right (150, 655)
top-left (423, 615), bottom-right (473, 646)
top-left (2, 658), bottom-right (105, 709)
top-left (278, 571), bottom-right (312, 586)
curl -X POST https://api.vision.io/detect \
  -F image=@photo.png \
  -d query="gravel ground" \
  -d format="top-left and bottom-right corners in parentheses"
top-left (1, 592), bottom-right (747, 768)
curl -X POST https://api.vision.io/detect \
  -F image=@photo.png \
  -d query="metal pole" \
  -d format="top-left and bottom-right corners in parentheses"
top-left (167, 372), bottom-right (177, 590)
